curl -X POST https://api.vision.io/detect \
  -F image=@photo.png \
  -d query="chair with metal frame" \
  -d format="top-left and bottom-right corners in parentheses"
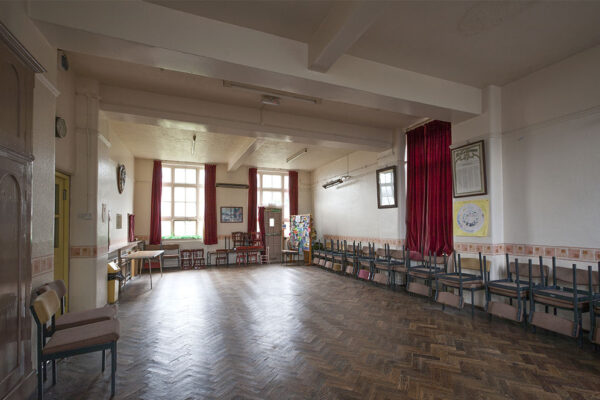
top-left (529, 261), bottom-right (597, 345)
top-left (435, 252), bottom-right (490, 317)
top-left (483, 255), bottom-right (548, 324)
top-left (356, 243), bottom-right (375, 281)
top-left (31, 290), bottom-right (120, 400)
top-left (332, 240), bottom-right (346, 273)
top-left (343, 241), bottom-right (360, 276)
top-left (590, 264), bottom-right (600, 346)
top-left (407, 251), bottom-right (447, 298)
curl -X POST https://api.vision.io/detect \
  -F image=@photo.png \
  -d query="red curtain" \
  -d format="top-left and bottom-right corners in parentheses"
top-left (424, 121), bottom-right (453, 255)
top-left (258, 206), bottom-right (266, 247)
top-left (405, 126), bottom-right (426, 254)
top-left (289, 170), bottom-right (298, 216)
top-left (204, 164), bottom-right (218, 245)
top-left (248, 167), bottom-right (258, 233)
top-left (127, 214), bottom-right (135, 243)
top-left (149, 160), bottom-right (162, 245)
top-left (405, 121), bottom-right (453, 256)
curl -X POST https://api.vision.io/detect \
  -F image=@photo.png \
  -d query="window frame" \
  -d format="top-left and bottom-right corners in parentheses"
top-left (161, 164), bottom-right (205, 240)
top-left (376, 166), bottom-right (398, 209)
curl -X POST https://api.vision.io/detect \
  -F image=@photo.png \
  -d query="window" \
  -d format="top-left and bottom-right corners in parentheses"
top-left (161, 165), bottom-right (205, 239)
top-left (376, 166), bottom-right (397, 208)
top-left (257, 171), bottom-right (290, 236)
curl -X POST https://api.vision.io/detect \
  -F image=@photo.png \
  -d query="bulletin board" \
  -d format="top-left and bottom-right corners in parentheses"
top-left (290, 214), bottom-right (313, 264)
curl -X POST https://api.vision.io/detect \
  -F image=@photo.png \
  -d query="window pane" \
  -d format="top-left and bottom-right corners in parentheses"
top-left (272, 191), bottom-right (282, 206)
top-left (161, 221), bottom-right (172, 237)
top-left (263, 174), bottom-right (272, 188)
top-left (272, 175), bottom-right (282, 189)
top-left (257, 174), bottom-right (261, 188)
top-left (174, 168), bottom-right (186, 183)
top-left (185, 221), bottom-right (196, 236)
top-left (186, 168), bottom-right (196, 184)
top-left (198, 191), bottom-right (204, 218)
top-left (162, 186), bottom-right (171, 200)
top-left (174, 202), bottom-right (185, 217)
top-left (161, 201), bottom-right (171, 217)
top-left (186, 203), bottom-right (196, 217)
top-left (174, 186), bottom-right (185, 201)
top-left (174, 221), bottom-right (186, 236)
top-left (284, 175), bottom-right (289, 190)
top-left (262, 191), bottom-right (272, 205)
top-left (185, 187), bottom-right (196, 202)
top-left (199, 168), bottom-right (205, 185)
top-left (162, 167), bottom-right (171, 183)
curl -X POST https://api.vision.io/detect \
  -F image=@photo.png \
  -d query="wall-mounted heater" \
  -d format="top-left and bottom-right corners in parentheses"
top-left (215, 183), bottom-right (249, 189)
top-left (322, 175), bottom-right (350, 189)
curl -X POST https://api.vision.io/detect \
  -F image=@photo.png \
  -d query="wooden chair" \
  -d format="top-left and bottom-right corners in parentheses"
top-left (483, 255), bottom-right (548, 324)
top-left (435, 253), bottom-right (490, 317)
top-left (529, 262), bottom-right (597, 345)
top-left (31, 290), bottom-right (120, 399)
top-left (249, 231), bottom-right (262, 247)
top-left (181, 250), bottom-right (194, 270)
top-left (232, 231), bottom-right (247, 247)
top-left (215, 249), bottom-right (228, 265)
top-left (192, 249), bottom-right (205, 269)
top-left (260, 246), bottom-right (270, 264)
top-left (161, 244), bottom-right (181, 268)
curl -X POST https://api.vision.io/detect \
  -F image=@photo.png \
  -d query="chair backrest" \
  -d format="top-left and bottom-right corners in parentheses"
top-left (408, 250), bottom-right (423, 261)
top-left (162, 244), bottom-right (180, 251)
top-left (508, 260), bottom-right (548, 278)
top-left (32, 290), bottom-right (60, 325)
top-left (555, 265), bottom-right (599, 286)
top-left (376, 248), bottom-right (386, 258)
top-left (145, 244), bottom-right (161, 251)
top-left (450, 254), bottom-right (490, 273)
top-left (37, 279), bottom-right (67, 299)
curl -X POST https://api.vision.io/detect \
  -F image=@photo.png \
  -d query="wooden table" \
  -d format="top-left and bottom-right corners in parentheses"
top-left (123, 250), bottom-right (164, 289)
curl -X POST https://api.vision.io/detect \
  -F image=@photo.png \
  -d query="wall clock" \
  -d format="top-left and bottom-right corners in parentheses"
top-left (55, 116), bottom-right (67, 138)
top-left (117, 164), bottom-right (126, 194)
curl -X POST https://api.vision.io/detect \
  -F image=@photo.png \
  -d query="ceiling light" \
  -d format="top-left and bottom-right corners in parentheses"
top-left (286, 148), bottom-right (308, 163)
top-left (322, 175), bottom-right (350, 189)
top-left (261, 95), bottom-right (280, 106)
top-left (223, 80), bottom-right (321, 104)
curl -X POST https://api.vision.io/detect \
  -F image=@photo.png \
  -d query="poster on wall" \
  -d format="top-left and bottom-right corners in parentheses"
top-left (451, 140), bottom-right (487, 197)
top-left (220, 207), bottom-right (243, 223)
top-left (289, 214), bottom-right (313, 264)
top-left (453, 199), bottom-right (489, 237)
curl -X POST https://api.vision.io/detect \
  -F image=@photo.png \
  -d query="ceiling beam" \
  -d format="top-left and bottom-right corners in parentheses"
top-left (227, 137), bottom-right (264, 172)
top-left (308, 1), bottom-right (387, 73)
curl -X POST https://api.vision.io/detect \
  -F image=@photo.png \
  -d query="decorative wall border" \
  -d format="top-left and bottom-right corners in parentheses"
top-left (70, 246), bottom-right (98, 258)
top-left (322, 235), bottom-right (600, 262)
top-left (32, 255), bottom-right (53, 276)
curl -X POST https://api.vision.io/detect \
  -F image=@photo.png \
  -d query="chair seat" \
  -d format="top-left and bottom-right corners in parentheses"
top-left (408, 267), bottom-right (441, 279)
top-left (43, 319), bottom-right (120, 356)
top-left (55, 305), bottom-right (117, 331)
top-left (533, 288), bottom-right (590, 309)
top-left (487, 281), bottom-right (529, 298)
top-left (438, 278), bottom-right (483, 289)
top-left (163, 254), bottom-right (179, 258)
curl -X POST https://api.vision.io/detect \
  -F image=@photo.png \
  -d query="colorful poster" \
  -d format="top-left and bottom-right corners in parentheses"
top-left (290, 214), bottom-right (312, 251)
top-left (453, 199), bottom-right (489, 237)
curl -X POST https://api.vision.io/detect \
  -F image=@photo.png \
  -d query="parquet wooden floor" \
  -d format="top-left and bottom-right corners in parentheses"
top-left (38, 265), bottom-right (600, 400)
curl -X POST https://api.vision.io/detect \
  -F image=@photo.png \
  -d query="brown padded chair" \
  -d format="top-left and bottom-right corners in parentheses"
top-left (31, 290), bottom-right (120, 400)
top-left (37, 280), bottom-right (117, 331)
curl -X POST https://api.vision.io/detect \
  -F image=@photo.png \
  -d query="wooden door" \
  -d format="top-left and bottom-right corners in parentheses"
top-left (0, 29), bottom-right (36, 399)
top-left (54, 172), bottom-right (70, 312)
top-left (264, 208), bottom-right (282, 262)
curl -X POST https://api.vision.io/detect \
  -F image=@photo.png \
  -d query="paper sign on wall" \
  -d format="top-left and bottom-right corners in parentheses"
top-left (453, 199), bottom-right (489, 237)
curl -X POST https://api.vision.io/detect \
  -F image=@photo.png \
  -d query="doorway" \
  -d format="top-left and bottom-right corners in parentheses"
top-left (54, 171), bottom-right (70, 311)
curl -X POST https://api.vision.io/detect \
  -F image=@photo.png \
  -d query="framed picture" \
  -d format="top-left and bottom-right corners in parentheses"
top-left (220, 207), bottom-right (243, 223)
top-left (376, 166), bottom-right (397, 208)
top-left (451, 140), bottom-right (487, 197)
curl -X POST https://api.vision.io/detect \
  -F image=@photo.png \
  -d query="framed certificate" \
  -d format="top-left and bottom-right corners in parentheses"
top-left (451, 140), bottom-right (487, 198)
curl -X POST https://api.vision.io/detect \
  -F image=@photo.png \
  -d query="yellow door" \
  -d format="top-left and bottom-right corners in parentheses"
top-left (54, 171), bottom-right (70, 312)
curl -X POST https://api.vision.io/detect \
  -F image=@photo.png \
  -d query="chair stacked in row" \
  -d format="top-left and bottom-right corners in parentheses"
top-left (33, 280), bottom-right (120, 399)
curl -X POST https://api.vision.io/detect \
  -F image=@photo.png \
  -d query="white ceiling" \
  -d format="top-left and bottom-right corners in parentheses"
top-left (107, 119), bottom-right (352, 171)
top-left (149, 0), bottom-right (600, 87)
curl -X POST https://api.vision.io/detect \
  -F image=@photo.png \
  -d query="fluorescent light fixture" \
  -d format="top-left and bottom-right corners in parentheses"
top-left (223, 80), bottom-right (321, 104)
top-left (286, 148), bottom-right (308, 163)
top-left (322, 175), bottom-right (350, 189)
top-left (261, 95), bottom-right (280, 106)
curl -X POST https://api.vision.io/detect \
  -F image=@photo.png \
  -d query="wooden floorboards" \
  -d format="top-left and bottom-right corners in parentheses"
top-left (39, 265), bottom-right (600, 399)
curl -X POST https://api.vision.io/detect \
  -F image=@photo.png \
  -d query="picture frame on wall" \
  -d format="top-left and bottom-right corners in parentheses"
top-left (451, 140), bottom-right (487, 198)
top-left (376, 166), bottom-right (397, 209)
top-left (220, 206), bottom-right (243, 223)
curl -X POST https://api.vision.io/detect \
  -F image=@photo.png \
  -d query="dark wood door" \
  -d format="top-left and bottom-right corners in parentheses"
top-left (0, 34), bottom-right (34, 399)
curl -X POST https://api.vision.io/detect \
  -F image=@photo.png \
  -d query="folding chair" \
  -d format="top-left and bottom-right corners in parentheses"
top-left (407, 251), bottom-right (447, 298)
top-left (435, 253), bottom-right (489, 317)
top-left (529, 262), bottom-right (597, 345)
top-left (484, 255), bottom-right (548, 324)
top-left (181, 250), bottom-right (194, 270)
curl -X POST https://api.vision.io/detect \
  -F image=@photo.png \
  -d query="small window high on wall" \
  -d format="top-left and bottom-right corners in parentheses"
top-left (161, 165), bottom-right (205, 239)
top-left (257, 171), bottom-right (290, 237)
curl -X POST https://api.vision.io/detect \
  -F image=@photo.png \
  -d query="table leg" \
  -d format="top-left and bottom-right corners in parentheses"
top-left (149, 258), bottom-right (152, 289)
top-left (160, 255), bottom-right (163, 277)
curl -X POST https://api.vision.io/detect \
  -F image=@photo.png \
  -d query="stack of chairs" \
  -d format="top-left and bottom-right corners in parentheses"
top-left (343, 242), bottom-right (359, 276)
top-left (371, 245), bottom-right (406, 288)
top-left (484, 255), bottom-right (548, 324)
top-left (331, 240), bottom-right (345, 273)
top-left (529, 260), bottom-right (598, 345)
top-left (435, 252), bottom-right (489, 317)
top-left (356, 244), bottom-right (375, 281)
top-left (407, 251), bottom-right (448, 298)
top-left (591, 275), bottom-right (600, 346)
